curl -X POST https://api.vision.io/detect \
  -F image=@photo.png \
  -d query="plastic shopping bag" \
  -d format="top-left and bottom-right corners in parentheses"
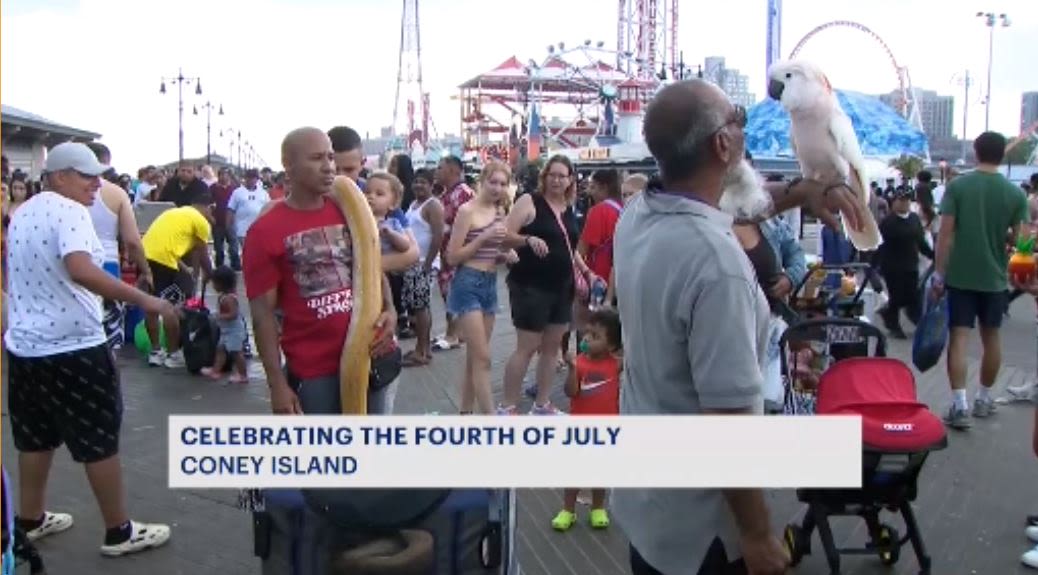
top-left (912, 274), bottom-right (948, 372)
top-left (763, 315), bottom-right (788, 413)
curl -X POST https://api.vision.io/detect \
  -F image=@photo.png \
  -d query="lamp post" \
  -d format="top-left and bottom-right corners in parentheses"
top-left (976, 11), bottom-right (1010, 132)
top-left (159, 68), bottom-right (202, 162)
top-left (952, 70), bottom-right (974, 161)
top-left (220, 128), bottom-right (243, 171)
top-left (193, 101), bottom-right (223, 165)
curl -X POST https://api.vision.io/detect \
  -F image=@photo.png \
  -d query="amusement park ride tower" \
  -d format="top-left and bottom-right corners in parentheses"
top-left (616, 0), bottom-right (679, 81)
top-left (392, 0), bottom-right (433, 151)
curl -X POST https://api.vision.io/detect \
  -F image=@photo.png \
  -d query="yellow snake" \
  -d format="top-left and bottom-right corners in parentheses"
top-left (328, 178), bottom-right (436, 575)
top-left (331, 175), bottom-right (382, 415)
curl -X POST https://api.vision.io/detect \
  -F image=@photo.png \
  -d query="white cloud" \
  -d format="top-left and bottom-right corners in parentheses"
top-left (3, 0), bottom-right (1035, 173)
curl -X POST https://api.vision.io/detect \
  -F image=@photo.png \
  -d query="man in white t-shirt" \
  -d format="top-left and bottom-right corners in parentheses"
top-left (226, 168), bottom-right (270, 245)
top-left (3, 143), bottom-right (175, 557)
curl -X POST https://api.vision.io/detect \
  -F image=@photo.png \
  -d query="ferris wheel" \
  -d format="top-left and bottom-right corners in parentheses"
top-left (526, 43), bottom-right (647, 143)
top-left (789, 20), bottom-right (924, 133)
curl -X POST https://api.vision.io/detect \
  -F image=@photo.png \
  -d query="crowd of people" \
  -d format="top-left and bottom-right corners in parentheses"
top-left (3, 79), bottom-right (1038, 573)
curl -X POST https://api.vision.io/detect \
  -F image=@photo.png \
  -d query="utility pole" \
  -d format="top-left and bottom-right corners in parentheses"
top-left (962, 70), bottom-right (970, 161)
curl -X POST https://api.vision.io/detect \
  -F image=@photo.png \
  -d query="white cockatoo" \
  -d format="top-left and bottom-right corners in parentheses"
top-left (767, 59), bottom-right (882, 251)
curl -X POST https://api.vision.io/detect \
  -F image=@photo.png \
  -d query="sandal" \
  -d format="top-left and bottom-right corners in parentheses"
top-left (551, 510), bottom-right (576, 532)
top-left (589, 508), bottom-right (610, 529)
top-left (402, 351), bottom-right (430, 367)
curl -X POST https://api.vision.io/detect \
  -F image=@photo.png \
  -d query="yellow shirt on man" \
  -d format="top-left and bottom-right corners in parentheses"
top-left (142, 206), bottom-right (211, 270)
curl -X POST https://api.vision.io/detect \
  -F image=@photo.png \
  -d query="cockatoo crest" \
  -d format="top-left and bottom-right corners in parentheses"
top-left (767, 60), bottom-right (837, 113)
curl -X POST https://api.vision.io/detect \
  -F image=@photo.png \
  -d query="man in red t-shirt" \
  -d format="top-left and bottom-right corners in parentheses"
top-left (242, 127), bottom-right (397, 415)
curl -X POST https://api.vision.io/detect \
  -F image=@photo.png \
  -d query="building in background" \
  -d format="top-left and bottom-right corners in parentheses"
top-left (874, 87), bottom-right (971, 162)
top-left (1022, 92), bottom-right (1038, 132)
top-left (877, 88), bottom-right (953, 142)
top-left (1, 104), bottom-right (100, 178)
top-left (701, 56), bottom-right (757, 108)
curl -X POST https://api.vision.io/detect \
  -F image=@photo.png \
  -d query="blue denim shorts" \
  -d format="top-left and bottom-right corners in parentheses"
top-left (446, 266), bottom-right (498, 316)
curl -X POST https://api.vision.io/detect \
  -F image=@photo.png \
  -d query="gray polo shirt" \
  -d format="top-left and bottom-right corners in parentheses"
top-left (610, 190), bottom-right (770, 574)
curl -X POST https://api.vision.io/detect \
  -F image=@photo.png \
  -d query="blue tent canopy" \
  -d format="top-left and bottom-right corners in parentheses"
top-left (745, 90), bottom-right (929, 160)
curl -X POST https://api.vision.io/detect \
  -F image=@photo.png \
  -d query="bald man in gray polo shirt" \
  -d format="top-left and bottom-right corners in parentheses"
top-left (611, 80), bottom-right (865, 575)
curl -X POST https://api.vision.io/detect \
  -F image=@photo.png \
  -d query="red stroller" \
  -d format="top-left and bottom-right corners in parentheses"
top-left (779, 317), bottom-right (948, 575)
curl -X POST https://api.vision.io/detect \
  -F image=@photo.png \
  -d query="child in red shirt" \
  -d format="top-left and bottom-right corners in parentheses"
top-left (551, 308), bottom-right (622, 532)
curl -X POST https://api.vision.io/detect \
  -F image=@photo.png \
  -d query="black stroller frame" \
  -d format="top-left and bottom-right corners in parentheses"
top-left (2, 469), bottom-right (46, 575)
top-left (778, 316), bottom-right (940, 575)
top-left (12, 526), bottom-right (47, 574)
top-left (789, 262), bottom-right (879, 322)
top-left (779, 263), bottom-right (882, 416)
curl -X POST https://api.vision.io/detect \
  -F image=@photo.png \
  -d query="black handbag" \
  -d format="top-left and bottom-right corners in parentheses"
top-left (369, 344), bottom-right (403, 391)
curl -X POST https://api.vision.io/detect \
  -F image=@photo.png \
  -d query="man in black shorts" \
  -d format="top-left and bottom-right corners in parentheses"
top-left (4, 142), bottom-right (174, 556)
top-left (933, 132), bottom-right (1029, 429)
top-left (139, 189), bottom-right (214, 368)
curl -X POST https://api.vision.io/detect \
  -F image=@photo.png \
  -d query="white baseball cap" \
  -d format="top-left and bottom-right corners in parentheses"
top-left (44, 142), bottom-right (109, 176)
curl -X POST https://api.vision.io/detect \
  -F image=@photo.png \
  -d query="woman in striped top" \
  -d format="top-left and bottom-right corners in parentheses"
top-left (446, 160), bottom-right (517, 414)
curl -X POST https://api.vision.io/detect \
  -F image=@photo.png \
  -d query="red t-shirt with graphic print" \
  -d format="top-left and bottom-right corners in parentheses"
top-left (242, 198), bottom-right (353, 380)
top-left (570, 354), bottom-right (621, 415)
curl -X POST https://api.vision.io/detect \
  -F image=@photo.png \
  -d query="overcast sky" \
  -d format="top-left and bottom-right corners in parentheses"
top-left (2, 0), bottom-right (1035, 173)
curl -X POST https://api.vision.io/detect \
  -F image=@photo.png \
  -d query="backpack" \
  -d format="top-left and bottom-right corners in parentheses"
top-left (180, 295), bottom-right (220, 374)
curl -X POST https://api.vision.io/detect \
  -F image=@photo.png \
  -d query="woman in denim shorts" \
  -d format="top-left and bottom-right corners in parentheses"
top-left (445, 160), bottom-right (517, 414)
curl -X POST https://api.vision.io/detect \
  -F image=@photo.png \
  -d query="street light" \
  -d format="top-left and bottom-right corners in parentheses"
top-left (976, 11), bottom-right (1010, 132)
top-left (159, 68), bottom-right (202, 162)
top-left (951, 70), bottom-right (975, 160)
top-left (193, 101), bottom-right (223, 165)
top-left (219, 127), bottom-right (243, 171)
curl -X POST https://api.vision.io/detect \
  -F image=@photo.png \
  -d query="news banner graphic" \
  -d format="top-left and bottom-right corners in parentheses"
top-left (169, 416), bottom-right (862, 489)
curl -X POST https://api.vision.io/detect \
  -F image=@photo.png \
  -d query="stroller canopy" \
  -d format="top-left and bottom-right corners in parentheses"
top-left (817, 358), bottom-right (947, 453)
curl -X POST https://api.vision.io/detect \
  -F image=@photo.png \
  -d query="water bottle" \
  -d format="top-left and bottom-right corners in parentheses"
top-left (589, 278), bottom-right (608, 310)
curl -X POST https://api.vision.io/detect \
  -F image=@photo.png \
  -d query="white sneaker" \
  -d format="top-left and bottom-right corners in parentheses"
top-left (1009, 381), bottom-right (1038, 402)
top-left (1023, 544), bottom-right (1038, 569)
top-left (25, 511), bottom-right (74, 541)
top-left (99, 520), bottom-right (171, 557)
top-left (163, 350), bottom-right (186, 369)
top-left (1028, 525), bottom-right (1038, 543)
top-left (147, 350), bottom-right (166, 367)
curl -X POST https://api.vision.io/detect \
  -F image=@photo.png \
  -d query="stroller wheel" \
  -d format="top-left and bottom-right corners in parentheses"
top-left (783, 524), bottom-right (808, 566)
top-left (876, 524), bottom-right (900, 566)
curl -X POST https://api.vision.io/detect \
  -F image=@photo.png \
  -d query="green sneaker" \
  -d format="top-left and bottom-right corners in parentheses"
top-left (589, 508), bottom-right (610, 529)
top-left (551, 510), bottom-right (576, 532)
